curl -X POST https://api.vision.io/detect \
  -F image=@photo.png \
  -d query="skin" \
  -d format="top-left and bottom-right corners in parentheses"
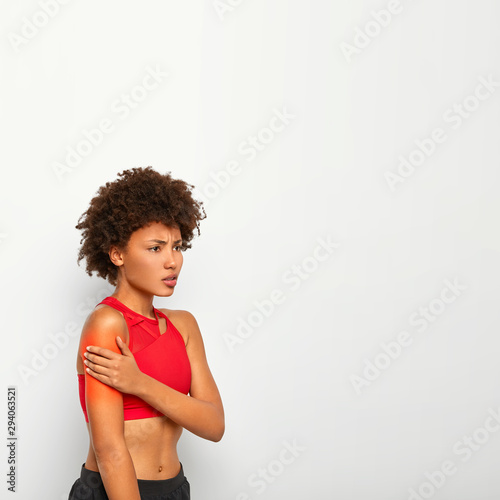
top-left (76, 222), bottom-right (224, 499)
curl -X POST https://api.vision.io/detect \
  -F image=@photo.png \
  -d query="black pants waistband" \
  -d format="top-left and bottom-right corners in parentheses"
top-left (80, 461), bottom-right (186, 496)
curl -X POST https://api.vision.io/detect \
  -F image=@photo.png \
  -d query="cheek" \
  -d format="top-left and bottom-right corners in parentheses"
top-left (141, 256), bottom-right (160, 275)
top-left (126, 253), bottom-right (156, 278)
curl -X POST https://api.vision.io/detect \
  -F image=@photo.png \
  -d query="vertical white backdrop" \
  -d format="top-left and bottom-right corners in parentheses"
top-left (1, 1), bottom-right (500, 499)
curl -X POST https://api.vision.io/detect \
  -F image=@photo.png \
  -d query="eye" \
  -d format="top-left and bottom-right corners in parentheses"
top-left (149, 246), bottom-right (161, 252)
top-left (174, 245), bottom-right (184, 252)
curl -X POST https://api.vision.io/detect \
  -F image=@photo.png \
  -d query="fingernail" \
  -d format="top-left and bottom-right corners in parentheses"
top-left (83, 352), bottom-right (88, 358)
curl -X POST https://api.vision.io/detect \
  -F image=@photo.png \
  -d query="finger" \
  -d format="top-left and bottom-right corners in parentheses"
top-left (84, 358), bottom-right (111, 375)
top-left (116, 336), bottom-right (132, 356)
top-left (83, 351), bottom-right (117, 366)
top-left (85, 347), bottom-right (120, 362)
top-left (85, 366), bottom-right (101, 379)
top-left (83, 352), bottom-right (114, 369)
top-left (85, 367), bottom-right (111, 386)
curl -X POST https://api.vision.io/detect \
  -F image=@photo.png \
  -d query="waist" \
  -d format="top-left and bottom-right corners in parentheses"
top-left (80, 461), bottom-right (187, 494)
top-left (83, 415), bottom-right (183, 478)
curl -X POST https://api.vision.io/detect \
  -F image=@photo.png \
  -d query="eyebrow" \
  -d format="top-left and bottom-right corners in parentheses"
top-left (146, 239), bottom-right (182, 245)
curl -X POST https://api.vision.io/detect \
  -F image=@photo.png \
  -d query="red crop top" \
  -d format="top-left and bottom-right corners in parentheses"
top-left (78, 296), bottom-right (191, 422)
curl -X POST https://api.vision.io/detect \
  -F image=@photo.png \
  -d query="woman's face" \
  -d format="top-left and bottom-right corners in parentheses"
top-left (110, 221), bottom-right (184, 297)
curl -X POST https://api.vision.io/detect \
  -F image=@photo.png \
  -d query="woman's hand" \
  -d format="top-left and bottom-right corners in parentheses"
top-left (84, 337), bottom-right (143, 395)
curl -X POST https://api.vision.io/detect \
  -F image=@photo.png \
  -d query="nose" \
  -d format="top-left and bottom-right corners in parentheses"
top-left (163, 249), bottom-right (177, 269)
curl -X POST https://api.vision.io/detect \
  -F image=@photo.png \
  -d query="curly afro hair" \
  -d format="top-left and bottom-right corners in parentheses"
top-left (75, 166), bottom-right (206, 286)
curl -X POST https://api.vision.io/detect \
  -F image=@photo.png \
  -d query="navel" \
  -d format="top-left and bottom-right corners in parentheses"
top-left (158, 465), bottom-right (163, 472)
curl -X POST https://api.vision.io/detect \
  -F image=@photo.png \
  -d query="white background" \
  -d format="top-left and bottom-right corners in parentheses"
top-left (1, 1), bottom-right (500, 499)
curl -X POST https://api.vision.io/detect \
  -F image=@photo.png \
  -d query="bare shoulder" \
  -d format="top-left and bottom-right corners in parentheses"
top-left (81, 304), bottom-right (129, 342)
top-left (158, 308), bottom-right (200, 347)
top-left (76, 304), bottom-right (129, 371)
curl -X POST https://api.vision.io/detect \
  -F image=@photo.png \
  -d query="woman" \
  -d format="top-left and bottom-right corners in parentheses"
top-left (68, 167), bottom-right (224, 500)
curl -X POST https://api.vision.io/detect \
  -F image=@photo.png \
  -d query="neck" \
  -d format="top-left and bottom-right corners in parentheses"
top-left (111, 283), bottom-right (155, 319)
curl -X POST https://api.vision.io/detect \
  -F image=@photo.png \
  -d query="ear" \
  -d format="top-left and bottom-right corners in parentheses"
top-left (108, 245), bottom-right (125, 267)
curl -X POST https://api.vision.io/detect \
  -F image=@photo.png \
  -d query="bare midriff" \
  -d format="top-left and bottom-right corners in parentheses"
top-left (80, 410), bottom-right (183, 479)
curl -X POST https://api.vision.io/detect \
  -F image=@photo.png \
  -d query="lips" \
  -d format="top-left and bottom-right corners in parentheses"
top-left (162, 275), bottom-right (177, 287)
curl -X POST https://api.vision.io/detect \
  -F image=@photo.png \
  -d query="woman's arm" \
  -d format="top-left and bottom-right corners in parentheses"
top-left (79, 307), bottom-right (141, 500)
top-left (136, 310), bottom-right (225, 441)
top-left (85, 310), bottom-right (225, 442)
